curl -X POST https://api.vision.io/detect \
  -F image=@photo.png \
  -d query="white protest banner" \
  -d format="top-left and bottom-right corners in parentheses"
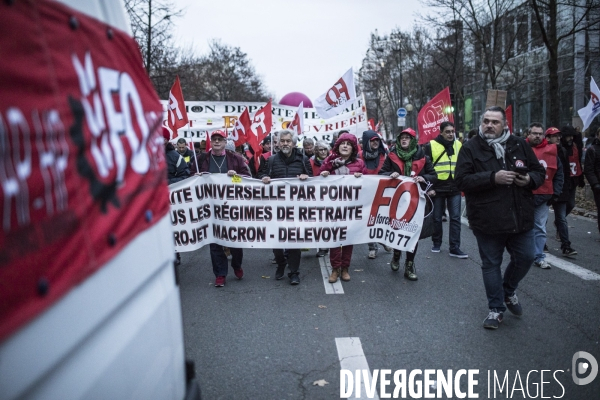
top-left (313, 68), bottom-right (357, 119)
top-left (169, 174), bottom-right (426, 253)
top-left (160, 97), bottom-right (368, 144)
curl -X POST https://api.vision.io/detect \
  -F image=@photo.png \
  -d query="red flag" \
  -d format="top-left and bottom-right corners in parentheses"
top-left (248, 99), bottom-right (272, 152)
top-left (417, 87), bottom-right (454, 145)
top-left (368, 118), bottom-right (376, 131)
top-left (167, 75), bottom-right (188, 138)
top-left (231, 107), bottom-right (251, 147)
top-left (288, 102), bottom-right (304, 136)
top-left (505, 105), bottom-right (513, 134)
top-left (205, 131), bottom-right (211, 153)
top-left (253, 147), bottom-right (263, 172)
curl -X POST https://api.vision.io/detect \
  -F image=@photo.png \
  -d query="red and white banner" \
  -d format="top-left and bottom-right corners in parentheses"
top-left (160, 98), bottom-right (368, 144)
top-left (287, 102), bottom-right (305, 136)
top-left (0, 1), bottom-right (169, 341)
top-left (169, 174), bottom-right (426, 253)
top-left (167, 76), bottom-right (189, 139)
top-left (314, 68), bottom-right (357, 120)
top-left (417, 87), bottom-right (454, 144)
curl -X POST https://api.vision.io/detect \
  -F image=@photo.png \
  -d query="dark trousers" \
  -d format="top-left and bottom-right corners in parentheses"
top-left (552, 201), bottom-right (572, 249)
top-left (432, 193), bottom-right (462, 251)
top-left (330, 245), bottom-right (354, 269)
top-left (594, 189), bottom-right (600, 234)
top-left (393, 243), bottom-right (419, 262)
top-left (210, 244), bottom-right (242, 277)
top-left (472, 229), bottom-right (534, 312)
top-left (273, 248), bottom-right (301, 276)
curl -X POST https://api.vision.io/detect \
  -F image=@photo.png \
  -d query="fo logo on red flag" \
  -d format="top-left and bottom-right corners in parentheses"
top-left (314, 68), bottom-right (356, 119)
top-left (230, 107), bottom-right (250, 147)
top-left (287, 102), bottom-right (304, 136)
top-left (248, 99), bottom-right (272, 152)
top-left (167, 76), bottom-right (188, 138)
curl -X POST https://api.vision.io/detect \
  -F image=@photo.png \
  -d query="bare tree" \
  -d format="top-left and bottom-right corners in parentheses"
top-left (530, 0), bottom-right (600, 126)
top-left (124, 0), bottom-right (183, 75)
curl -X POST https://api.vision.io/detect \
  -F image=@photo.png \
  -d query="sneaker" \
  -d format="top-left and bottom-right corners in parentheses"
top-left (449, 249), bottom-right (468, 259)
top-left (504, 293), bottom-right (523, 316)
top-left (215, 276), bottom-right (226, 287)
top-left (543, 244), bottom-right (549, 253)
top-left (562, 247), bottom-right (577, 257)
top-left (234, 268), bottom-right (244, 279)
top-left (290, 274), bottom-right (300, 285)
top-left (404, 261), bottom-right (418, 281)
top-left (316, 249), bottom-right (328, 257)
top-left (275, 265), bottom-right (286, 280)
top-left (382, 245), bottom-right (392, 252)
top-left (533, 260), bottom-right (551, 269)
top-left (431, 245), bottom-right (441, 253)
top-left (368, 250), bottom-right (377, 259)
top-left (483, 309), bottom-right (503, 329)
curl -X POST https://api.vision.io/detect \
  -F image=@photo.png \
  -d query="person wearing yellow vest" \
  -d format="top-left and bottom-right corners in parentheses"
top-left (422, 121), bottom-right (468, 258)
top-left (527, 125), bottom-right (564, 269)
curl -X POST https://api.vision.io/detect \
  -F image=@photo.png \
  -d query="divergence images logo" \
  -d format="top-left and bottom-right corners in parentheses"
top-left (572, 351), bottom-right (598, 385)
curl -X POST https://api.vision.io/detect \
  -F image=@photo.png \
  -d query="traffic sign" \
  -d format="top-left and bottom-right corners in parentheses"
top-left (397, 117), bottom-right (406, 127)
top-left (397, 108), bottom-right (407, 118)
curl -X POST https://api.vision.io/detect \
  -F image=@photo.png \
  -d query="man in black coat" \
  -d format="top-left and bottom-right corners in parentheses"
top-left (163, 128), bottom-right (190, 185)
top-left (455, 106), bottom-right (545, 330)
top-left (258, 130), bottom-right (312, 285)
top-left (584, 135), bottom-right (600, 237)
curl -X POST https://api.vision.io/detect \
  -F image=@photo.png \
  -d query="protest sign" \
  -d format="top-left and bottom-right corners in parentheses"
top-left (169, 174), bottom-right (426, 253)
top-left (160, 98), bottom-right (368, 144)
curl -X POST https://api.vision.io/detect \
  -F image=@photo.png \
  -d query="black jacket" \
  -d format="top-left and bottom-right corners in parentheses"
top-left (584, 138), bottom-right (600, 191)
top-left (454, 134), bottom-right (545, 234)
top-left (378, 146), bottom-right (437, 190)
top-left (165, 143), bottom-right (190, 184)
top-left (258, 148), bottom-right (313, 179)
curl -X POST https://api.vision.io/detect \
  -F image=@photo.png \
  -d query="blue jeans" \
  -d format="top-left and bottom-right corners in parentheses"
top-left (432, 193), bottom-right (462, 251)
top-left (210, 244), bottom-right (243, 277)
top-left (473, 229), bottom-right (535, 312)
top-left (552, 201), bottom-right (571, 249)
top-left (532, 203), bottom-right (549, 263)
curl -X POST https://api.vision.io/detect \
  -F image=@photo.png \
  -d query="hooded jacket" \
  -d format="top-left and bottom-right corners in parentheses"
top-left (320, 133), bottom-right (367, 175)
top-left (360, 130), bottom-right (386, 173)
top-left (454, 134), bottom-right (545, 234)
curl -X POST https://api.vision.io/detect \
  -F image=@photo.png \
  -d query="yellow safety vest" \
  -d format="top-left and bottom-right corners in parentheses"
top-left (431, 140), bottom-right (461, 180)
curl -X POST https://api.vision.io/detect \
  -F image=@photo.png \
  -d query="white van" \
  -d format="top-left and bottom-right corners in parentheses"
top-left (0, 1), bottom-right (199, 399)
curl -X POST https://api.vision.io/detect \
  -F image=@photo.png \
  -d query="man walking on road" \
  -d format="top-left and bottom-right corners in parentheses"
top-left (527, 125), bottom-right (564, 269)
top-left (259, 130), bottom-right (313, 285)
top-left (455, 106), bottom-right (545, 329)
top-left (423, 121), bottom-right (468, 258)
top-left (197, 130), bottom-right (251, 288)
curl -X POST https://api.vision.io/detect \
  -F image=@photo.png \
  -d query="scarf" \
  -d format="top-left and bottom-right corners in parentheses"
top-left (363, 147), bottom-right (380, 170)
top-left (395, 137), bottom-right (418, 177)
top-left (478, 127), bottom-right (510, 159)
top-left (526, 138), bottom-right (548, 149)
top-left (434, 135), bottom-right (455, 157)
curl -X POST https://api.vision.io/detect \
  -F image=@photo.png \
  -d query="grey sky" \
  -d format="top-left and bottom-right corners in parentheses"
top-left (171, 0), bottom-right (423, 102)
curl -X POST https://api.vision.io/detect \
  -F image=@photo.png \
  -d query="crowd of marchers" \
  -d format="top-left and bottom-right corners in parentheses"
top-left (163, 106), bottom-right (600, 330)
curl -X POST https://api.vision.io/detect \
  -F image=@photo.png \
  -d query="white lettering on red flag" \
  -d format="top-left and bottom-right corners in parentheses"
top-left (167, 75), bottom-right (188, 138)
top-left (417, 87), bottom-right (454, 144)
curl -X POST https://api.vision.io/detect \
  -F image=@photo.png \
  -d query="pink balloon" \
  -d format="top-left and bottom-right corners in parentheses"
top-left (279, 92), bottom-right (313, 108)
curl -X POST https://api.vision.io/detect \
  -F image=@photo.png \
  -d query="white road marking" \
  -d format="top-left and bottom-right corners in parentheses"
top-left (545, 254), bottom-right (600, 280)
top-left (319, 257), bottom-right (344, 294)
top-left (460, 200), bottom-right (600, 281)
top-left (335, 337), bottom-right (380, 400)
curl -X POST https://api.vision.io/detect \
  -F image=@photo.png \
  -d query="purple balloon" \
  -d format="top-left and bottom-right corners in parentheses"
top-left (279, 92), bottom-right (313, 108)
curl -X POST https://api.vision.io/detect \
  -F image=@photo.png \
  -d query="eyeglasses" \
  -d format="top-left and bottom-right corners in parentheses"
top-left (211, 137), bottom-right (225, 142)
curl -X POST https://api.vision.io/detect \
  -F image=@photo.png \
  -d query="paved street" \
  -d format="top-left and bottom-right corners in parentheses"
top-left (178, 209), bottom-right (600, 399)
